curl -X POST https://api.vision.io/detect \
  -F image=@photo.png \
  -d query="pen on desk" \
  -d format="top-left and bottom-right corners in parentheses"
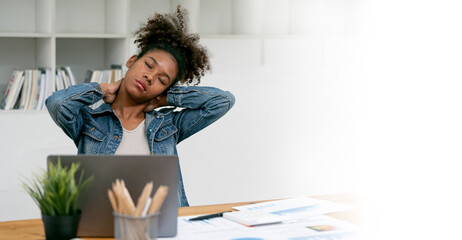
top-left (188, 211), bottom-right (232, 221)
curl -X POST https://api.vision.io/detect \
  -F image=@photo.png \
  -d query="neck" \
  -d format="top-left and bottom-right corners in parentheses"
top-left (111, 86), bottom-right (146, 121)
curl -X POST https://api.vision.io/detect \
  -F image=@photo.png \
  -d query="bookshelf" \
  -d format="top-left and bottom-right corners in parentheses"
top-left (0, 0), bottom-right (321, 111)
top-left (0, 0), bottom-right (173, 109)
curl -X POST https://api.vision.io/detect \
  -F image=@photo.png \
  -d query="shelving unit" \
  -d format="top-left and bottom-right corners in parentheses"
top-left (0, 0), bottom-right (320, 110)
top-left (0, 0), bottom-right (200, 102)
top-left (0, 0), bottom-right (130, 104)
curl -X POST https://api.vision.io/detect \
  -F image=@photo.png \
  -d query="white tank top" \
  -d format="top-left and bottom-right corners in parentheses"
top-left (114, 120), bottom-right (150, 155)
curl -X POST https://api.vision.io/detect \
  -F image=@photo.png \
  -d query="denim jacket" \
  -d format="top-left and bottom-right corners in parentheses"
top-left (45, 82), bottom-right (235, 207)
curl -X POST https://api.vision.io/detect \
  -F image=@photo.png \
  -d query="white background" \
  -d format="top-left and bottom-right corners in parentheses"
top-left (357, 0), bottom-right (462, 239)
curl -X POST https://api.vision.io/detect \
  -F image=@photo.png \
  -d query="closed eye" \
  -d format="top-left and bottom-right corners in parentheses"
top-left (158, 77), bottom-right (165, 85)
top-left (145, 61), bottom-right (152, 69)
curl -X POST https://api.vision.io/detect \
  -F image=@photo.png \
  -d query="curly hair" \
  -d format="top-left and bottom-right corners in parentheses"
top-left (134, 6), bottom-right (210, 86)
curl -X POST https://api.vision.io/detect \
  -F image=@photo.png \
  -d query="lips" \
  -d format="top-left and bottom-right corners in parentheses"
top-left (135, 79), bottom-right (147, 91)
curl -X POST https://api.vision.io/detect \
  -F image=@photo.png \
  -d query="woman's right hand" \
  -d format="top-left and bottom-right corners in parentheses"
top-left (100, 79), bottom-right (122, 103)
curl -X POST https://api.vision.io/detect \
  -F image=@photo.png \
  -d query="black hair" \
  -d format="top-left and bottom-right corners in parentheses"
top-left (134, 6), bottom-right (210, 86)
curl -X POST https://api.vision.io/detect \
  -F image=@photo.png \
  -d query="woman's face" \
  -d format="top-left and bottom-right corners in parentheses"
top-left (123, 49), bottom-right (178, 103)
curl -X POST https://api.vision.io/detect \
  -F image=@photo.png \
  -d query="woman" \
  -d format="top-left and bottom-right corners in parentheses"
top-left (46, 7), bottom-right (235, 207)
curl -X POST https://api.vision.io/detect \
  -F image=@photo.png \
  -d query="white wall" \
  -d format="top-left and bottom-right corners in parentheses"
top-left (0, 0), bottom-right (363, 221)
top-left (357, 1), bottom-right (462, 239)
top-left (181, 34), bottom-right (362, 206)
top-left (0, 112), bottom-right (75, 221)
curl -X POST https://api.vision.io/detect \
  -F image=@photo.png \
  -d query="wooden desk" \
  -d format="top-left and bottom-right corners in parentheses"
top-left (0, 193), bottom-right (361, 240)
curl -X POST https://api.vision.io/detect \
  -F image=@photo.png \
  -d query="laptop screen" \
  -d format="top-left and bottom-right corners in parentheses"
top-left (47, 155), bottom-right (178, 237)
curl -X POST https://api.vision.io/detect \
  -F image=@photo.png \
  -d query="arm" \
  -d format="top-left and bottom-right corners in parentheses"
top-left (166, 86), bottom-right (235, 143)
top-left (45, 82), bottom-right (104, 143)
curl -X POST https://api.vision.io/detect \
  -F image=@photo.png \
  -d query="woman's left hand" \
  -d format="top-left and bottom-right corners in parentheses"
top-left (143, 93), bottom-right (168, 112)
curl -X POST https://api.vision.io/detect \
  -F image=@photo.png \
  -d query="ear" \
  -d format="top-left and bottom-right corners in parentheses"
top-left (126, 55), bottom-right (138, 68)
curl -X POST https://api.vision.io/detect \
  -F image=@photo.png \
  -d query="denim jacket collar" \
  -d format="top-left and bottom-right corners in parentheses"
top-left (89, 103), bottom-right (178, 129)
top-left (88, 103), bottom-right (175, 116)
top-left (88, 102), bottom-right (113, 115)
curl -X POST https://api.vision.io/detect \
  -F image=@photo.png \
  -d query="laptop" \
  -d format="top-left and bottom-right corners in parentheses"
top-left (47, 155), bottom-right (178, 237)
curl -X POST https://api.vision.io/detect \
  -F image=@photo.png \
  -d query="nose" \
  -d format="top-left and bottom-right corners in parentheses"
top-left (144, 74), bottom-right (153, 85)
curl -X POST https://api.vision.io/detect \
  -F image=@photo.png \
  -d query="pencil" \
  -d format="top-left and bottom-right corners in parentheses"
top-left (135, 182), bottom-right (153, 216)
top-left (148, 185), bottom-right (169, 214)
top-left (108, 189), bottom-right (118, 212)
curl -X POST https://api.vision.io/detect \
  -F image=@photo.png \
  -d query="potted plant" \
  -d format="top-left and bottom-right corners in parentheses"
top-left (23, 159), bottom-right (93, 240)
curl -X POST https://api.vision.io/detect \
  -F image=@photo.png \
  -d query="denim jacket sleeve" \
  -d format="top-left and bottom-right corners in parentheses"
top-left (166, 86), bottom-right (235, 143)
top-left (45, 82), bottom-right (104, 144)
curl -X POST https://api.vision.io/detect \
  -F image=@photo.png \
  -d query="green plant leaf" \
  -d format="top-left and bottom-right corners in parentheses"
top-left (22, 158), bottom-right (94, 216)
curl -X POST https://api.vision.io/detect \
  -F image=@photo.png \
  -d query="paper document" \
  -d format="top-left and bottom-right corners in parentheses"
top-left (159, 214), bottom-right (359, 240)
top-left (159, 197), bottom-right (358, 240)
top-left (255, 215), bottom-right (360, 240)
top-left (233, 196), bottom-right (352, 219)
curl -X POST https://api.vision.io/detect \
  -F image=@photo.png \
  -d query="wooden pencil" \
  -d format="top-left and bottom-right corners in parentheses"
top-left (135, 182), bottom-right (153, 216)
top-left (147, 185), bottom-right (169, 215)
top-left (108, 189), bottom-right (118, 212)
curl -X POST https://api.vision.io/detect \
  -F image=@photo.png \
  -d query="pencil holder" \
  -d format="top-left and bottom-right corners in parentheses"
top-left (113, 212), bottom-right (160, 240)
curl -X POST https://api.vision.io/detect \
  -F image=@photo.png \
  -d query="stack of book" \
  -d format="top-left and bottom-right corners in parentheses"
top-left (55, 66), bottom-right (76, 92)
top-left (1, 65), bottom-right (124, 111)
top-left (0, 66), bottom-right (76, 110)
top-left (85, 65), bottom-right (123, 84)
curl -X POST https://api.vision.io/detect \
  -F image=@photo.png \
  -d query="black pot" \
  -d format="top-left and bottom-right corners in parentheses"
top-left (41, 210), bottom-right (81, 240)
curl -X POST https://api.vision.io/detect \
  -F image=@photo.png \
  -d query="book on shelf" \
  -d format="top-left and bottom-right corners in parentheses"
top-left (26, 70), bottom-right (40, 110)
top-left (43, 67), bottom-right (53, 99)
top-left (0, 70), bottom-right (16, 109)
top-left (0, 66), bottom-right (77, 110)
top-left (111, 65), bottom-right (123, 82)
top-left (91, 70), bottom-right (101, 83)
top-left (54, 66), bottom-right (77, 94)
top-left (61, 68), bottom-right (71, 89)
top-left (37, 67), bottom-right (52, 110)
top-left (55, 68), bottom-right (65, 91)
top-left (84, 67), bottom-right (123, 84)
top-left (36, 70), bottom-right (47, 110)
top-left (0, 70), bottom-right (25, 110)
top-left (62, 66), bottom-right (76, 86)
top-left (19, 70), bottom-right (32, 110)
top-left (84, 69), bottom-right (94, 83)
